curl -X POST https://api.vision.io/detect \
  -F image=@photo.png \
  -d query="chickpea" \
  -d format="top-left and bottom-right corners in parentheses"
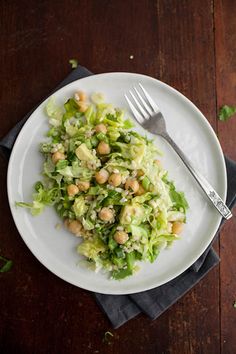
top-left (137, 169), bottom-right (144, 177)
top-left (125, 178), bottom-right (139, 193)
top-left (97, 141), bottom-right (111, 155)
top-left (52, 151), bottom-right (66, 164)
top-left (65, 219), bottom-right (83, 237)
top-left (95, 169), bottom-right (109, 184)
top-left (114, 231), bottom-right (129, 245)
top-left (74, 90), bottom-right (87, 102)
top-left (135, 184), bottom-right (146, 196)
top-left (108, 173), bottom-right (122, 187)
top-left (77, 180), bottom-right (90, 191)
top-left (77, 101), bottom-right (88, 113)
top-left (172, 222), bottom-right (184, 235)
top-left (98, 207), bottom-right (114, 222)
top-left (67, 184), bottom-right (79, 197)
top-left (95, 124), bottom-right (107, 134)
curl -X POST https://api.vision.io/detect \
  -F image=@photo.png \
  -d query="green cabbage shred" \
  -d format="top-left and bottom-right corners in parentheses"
top-left (16, 92), bottom-right (188, 280)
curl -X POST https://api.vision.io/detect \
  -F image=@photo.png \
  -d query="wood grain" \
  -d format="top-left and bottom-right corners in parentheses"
top-left (215, 0), bottom-right (236, 353)
top-left (154, 2), bottom-right (220, 354)
top-left (0, 0), bottom-right (235, 353)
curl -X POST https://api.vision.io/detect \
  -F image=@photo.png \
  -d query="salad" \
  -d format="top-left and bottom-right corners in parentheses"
top-left (17, 90), bottom-right (188, 280)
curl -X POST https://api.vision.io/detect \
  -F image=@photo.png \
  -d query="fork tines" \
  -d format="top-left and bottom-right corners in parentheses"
top-left (125, 83), bottom-right (160, 124)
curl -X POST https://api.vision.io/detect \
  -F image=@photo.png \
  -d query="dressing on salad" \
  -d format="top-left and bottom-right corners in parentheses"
top-left (17, 90), bottom-right (188, 279)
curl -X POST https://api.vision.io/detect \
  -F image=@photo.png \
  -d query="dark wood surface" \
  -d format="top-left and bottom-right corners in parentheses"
top-left (0, 1), bottom-right (236, 353)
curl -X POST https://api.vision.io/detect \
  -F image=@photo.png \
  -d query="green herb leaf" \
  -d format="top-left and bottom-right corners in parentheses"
top-left (112, 268), bottom-right (133, 280)
top-left (218, 105), bottom-right (236, 121)
top-left (162, 177), bottom-right (189, 212)
top-left (34, 181), bottom-right (44, 192)
top-left (69, 59), bottom-right (78, 69)
top-left (142, 176), bottom-right (150, 190)
top-left (169, 189), bottom-right (189, 212)
top-left (56, 159), bottom-right (69, 170)
top-left (0, 255), bottom-right (13, 273)
top-left (108, 235), bottom-right (117, 251)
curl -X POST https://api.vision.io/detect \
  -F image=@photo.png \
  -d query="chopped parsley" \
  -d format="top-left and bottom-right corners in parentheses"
top-left (218, 105), bottom-right (236, 121)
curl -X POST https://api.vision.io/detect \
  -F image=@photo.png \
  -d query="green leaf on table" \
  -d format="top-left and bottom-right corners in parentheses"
top-left (0, 255), bottom-right (13, 273)
top-left (69, 59), bottom-right (78, 69)
top-left (218, 105), bottom-right (236, 121)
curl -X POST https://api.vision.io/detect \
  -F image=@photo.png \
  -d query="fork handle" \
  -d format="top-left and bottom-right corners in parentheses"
top-left (162, 133), bottom-right (232, 220)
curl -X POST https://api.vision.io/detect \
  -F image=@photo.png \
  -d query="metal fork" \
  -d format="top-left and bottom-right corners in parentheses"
top-left (125, 83), bottom-right (232, 220)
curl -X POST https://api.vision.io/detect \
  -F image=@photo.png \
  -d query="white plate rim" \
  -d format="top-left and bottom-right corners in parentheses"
top-left (7, 72), bottom-right (226, 294)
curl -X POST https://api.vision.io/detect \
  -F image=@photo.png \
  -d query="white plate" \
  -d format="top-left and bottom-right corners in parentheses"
top-left (7, 73), bottom-right (226, 294)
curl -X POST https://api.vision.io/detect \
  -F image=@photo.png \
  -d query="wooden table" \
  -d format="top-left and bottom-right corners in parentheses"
top-left (1, 1), bottom-right (236, 353)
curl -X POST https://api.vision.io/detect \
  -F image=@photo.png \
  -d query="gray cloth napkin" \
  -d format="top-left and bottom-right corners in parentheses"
top-left (1, 65), bottom-right (235, 329)
top-left (95, 156), bottom-right (236, 327)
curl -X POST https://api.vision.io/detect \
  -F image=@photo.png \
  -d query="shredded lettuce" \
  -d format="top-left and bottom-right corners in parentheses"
top-left (73, 196), bottom-right (88, 217)
top-left (77, 237), bottom-right (106, 259)
top-left (45, 97), bottom-right (64, 127)
top-left (17, 91), bottom-right (188, 280)
top-left (218, 105), bottom-right (236, 121)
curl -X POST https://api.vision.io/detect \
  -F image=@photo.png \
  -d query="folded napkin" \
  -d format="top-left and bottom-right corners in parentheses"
top-left (1, 66), bottom-right (235, 329)
top-left (95, 155), bottom-right (236, 327)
